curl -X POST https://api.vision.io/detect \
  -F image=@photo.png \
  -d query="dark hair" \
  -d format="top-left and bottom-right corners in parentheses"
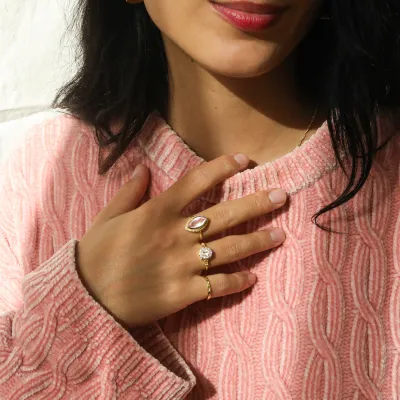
top-left (52, 0), bottom-right (400, 231)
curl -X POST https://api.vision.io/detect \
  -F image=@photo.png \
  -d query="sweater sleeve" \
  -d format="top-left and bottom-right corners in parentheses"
top-left (0, 132), bottom-right (196, 399)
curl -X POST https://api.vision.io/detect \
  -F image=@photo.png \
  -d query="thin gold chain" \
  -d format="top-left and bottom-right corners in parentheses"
top-left (297, 107), bottom-right (318, 147)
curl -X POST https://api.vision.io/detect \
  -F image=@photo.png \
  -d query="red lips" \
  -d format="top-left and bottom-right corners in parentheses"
top-left (212, 1), bottom-right (286, 15)
top-left (210, 1), bottom-right (286, 32)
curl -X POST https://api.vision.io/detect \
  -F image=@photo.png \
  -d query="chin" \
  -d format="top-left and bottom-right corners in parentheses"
top-left (195, 42), bottom-right (284, 79)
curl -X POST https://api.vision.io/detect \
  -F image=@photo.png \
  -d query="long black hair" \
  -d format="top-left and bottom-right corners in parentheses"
top-left (52, 0), bottom-right (400, 231)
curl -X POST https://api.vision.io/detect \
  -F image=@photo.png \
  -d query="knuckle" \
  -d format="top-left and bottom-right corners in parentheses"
top-left (143, 197), bottom-right (175, 225)
top-left (220, 155), bottom-right (239, 173)
top-left (218, 276), bottom-right (232, 293)
top-left (252, 192), bottom-right (270, 214)
top-left (226, 241), bottom-right (242, 259)
top-left (189, 167), bottom-right (209, 188)
top-left (141, 222), bottom-right (176, 250)
top-left (234, 236), bottom-right (251, 255)
top-left (228, 273), bottom-right (244, 291)
top-left (214, 205), bottom-right (234, 225)
top-left (158, 232), bottom-right (178, 250)
top-left (257, 231), bottom-right (271, 249)
top-left (162, 281), bottom-right (183, 305)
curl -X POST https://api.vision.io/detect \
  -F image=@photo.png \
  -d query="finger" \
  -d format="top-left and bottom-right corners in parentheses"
top-left (191, 271), bottom-right (257, 302)
top-left (161, 153), bottom-right (249, 211)
top-left (190, 229), bottom-right (285, 272)
top-left (94, 164), bottom-right (149, 224)
top-left (192, 188), bottom-right (287, 240)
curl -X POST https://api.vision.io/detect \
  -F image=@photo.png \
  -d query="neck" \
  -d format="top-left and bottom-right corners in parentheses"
top-left (164, 38), bottom-right (322, 167)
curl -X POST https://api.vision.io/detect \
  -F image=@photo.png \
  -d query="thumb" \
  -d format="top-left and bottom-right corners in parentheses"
top-left (95, 164), bottom-right (150, 223)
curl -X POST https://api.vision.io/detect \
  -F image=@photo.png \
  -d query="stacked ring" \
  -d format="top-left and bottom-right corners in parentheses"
top-left (185, 215), bottom-right (214, 300)
top-left (198, 243), bottom-right (213, 274)
top-left (184, 215), bottom-right (210, 241)
top-left (203, 276), bottom-right (212, 300)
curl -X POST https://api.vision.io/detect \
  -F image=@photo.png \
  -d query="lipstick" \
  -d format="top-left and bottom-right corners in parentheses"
top-left (210, 1), bottom-right (286, 32)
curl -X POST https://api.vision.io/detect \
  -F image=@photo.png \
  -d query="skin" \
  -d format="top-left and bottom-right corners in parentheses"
top-left (128, 0), bottom-right (324, 166)
top-left (76, 0), bottom-right (324, 327)
top-left (77, 155), bottom-right (288, 327)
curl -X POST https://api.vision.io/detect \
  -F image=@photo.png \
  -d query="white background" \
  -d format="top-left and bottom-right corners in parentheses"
top-left (0, 0), bottom-right (77, 162)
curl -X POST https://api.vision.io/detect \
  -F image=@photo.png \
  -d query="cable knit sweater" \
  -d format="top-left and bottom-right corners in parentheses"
top-left (0, 112), bottom-right (399, 400)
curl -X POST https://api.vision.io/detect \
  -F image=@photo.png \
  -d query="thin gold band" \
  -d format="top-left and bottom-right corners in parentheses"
top-left (203, 276), bottom-right (212, 300)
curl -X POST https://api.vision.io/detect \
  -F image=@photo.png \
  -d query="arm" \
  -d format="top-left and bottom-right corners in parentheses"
top-left (0, 126), bottom-right (195, 399)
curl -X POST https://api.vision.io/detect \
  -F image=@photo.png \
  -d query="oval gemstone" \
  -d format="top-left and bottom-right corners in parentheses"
top-left (186, 216), bottom-right (209, 231)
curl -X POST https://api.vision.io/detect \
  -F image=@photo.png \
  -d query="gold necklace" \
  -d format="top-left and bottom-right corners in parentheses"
top-left (297, 108), bottom-right (318, 147)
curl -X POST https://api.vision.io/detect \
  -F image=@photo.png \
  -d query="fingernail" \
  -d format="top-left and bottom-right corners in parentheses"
top-left (248, 273), bottom-right (257, 285)
top-left (233, 153), bottom-right (249, 168)
top-left (132, 164), bottom-right (143, 178)
top-left (270, 227), bottom-right (286, 243)
top-left (268, 189), bottom-right (287, 204)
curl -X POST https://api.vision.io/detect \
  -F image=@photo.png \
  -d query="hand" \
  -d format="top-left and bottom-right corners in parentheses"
top-left (76, 153), bottom-right (287, 328)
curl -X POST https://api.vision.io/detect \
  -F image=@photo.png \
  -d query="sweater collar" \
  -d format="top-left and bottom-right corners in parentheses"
top-left (136, 112), bottom-right (343, 203)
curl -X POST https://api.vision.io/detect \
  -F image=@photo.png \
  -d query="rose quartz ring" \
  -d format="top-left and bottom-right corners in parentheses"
top-left (185, 215), bottom-right (213, 274)
top-left (185, 215), bottom-right (210, 234)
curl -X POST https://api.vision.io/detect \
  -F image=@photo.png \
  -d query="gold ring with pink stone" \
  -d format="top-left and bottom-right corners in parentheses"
top-left (185, 215), bottom-right (213, 274)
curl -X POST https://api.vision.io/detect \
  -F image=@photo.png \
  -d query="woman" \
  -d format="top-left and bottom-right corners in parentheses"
top-left (0, 0), bottom-right (399, 398)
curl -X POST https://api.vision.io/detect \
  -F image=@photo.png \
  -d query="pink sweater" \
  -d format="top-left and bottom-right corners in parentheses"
top-left (0, 112), bottom-right (399, 399)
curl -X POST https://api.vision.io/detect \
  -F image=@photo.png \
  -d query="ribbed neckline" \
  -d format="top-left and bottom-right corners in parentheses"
top-left (136, 112), bottom-right (344, 204)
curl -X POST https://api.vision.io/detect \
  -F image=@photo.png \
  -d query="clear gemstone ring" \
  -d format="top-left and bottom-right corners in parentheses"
top-left (199, 244), bottom-right (213, 261)
top-left (198, 243), bottom-right (213, 273)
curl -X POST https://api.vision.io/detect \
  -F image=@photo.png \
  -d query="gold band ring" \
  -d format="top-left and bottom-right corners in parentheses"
top-left (203, 275), bottom-right (212, 300)
top-left (185, 215), bottom-right (210, 241)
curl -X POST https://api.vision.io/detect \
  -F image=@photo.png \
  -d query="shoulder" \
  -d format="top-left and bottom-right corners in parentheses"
top-left (10, 112), bottom-right (98, 173)
top-left (2, 111), bottom-right (139, 197)
top-left (0, 112), bottom-right (137, 274)
top-left (1, 112), bottom-right (97, 185)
